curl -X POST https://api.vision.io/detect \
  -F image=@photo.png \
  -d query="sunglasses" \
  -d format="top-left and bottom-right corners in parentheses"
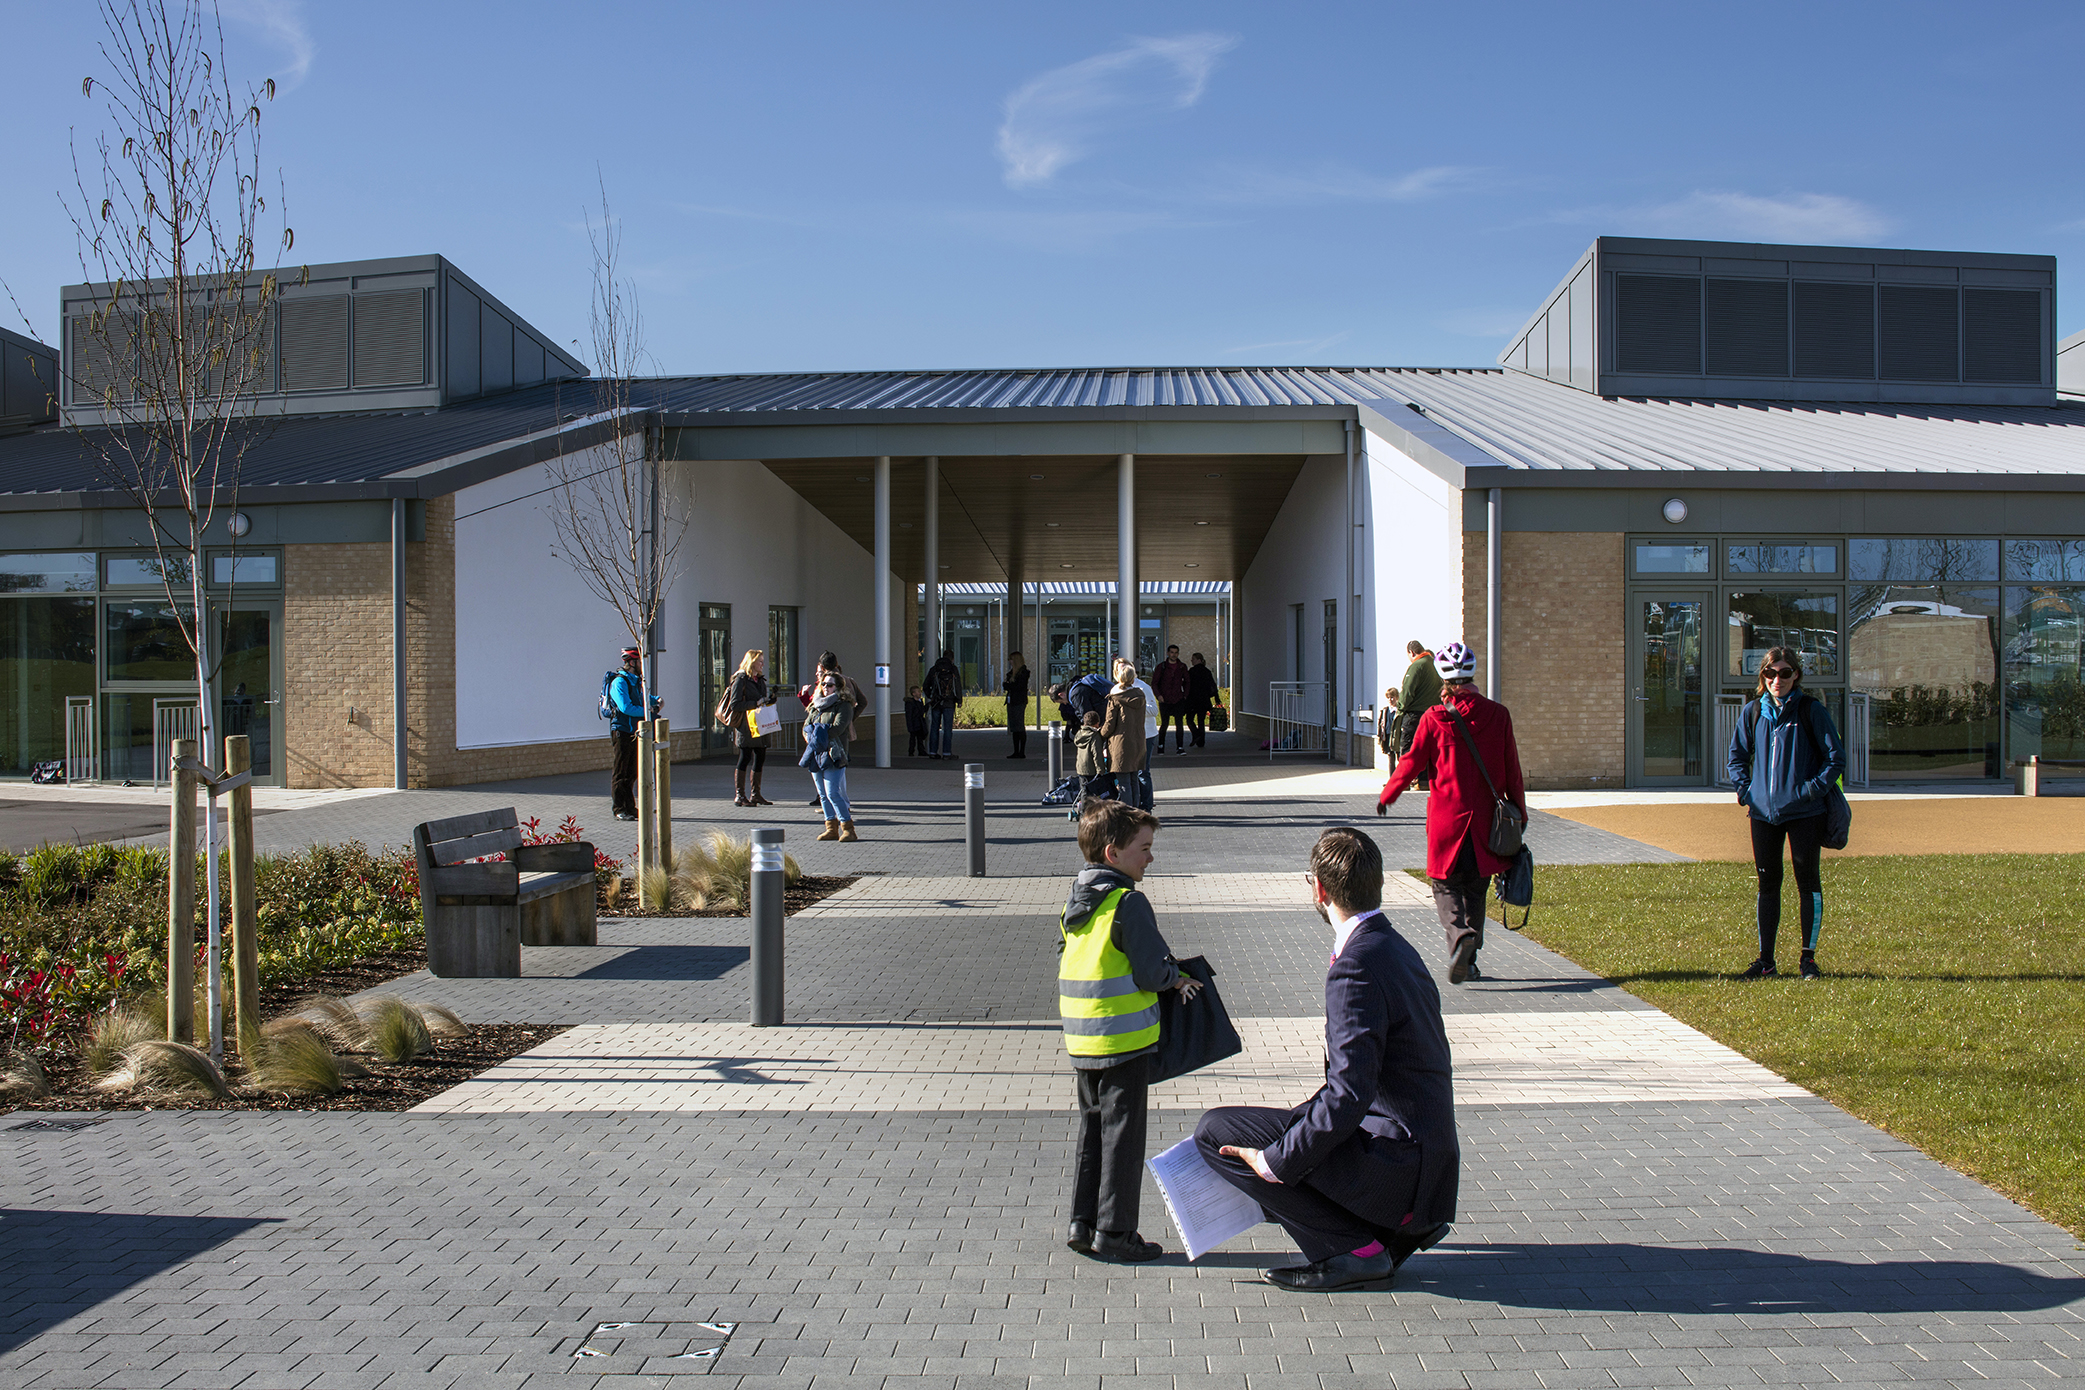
top-left (1762, 666), bottom-right (1798, 680)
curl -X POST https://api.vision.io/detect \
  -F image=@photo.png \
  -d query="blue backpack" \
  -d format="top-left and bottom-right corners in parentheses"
top-left (598, 670), bottom-right (633, 721)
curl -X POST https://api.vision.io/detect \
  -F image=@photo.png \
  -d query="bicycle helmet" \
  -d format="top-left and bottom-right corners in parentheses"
top-left (1434, 641), bottom-right (1475, 681)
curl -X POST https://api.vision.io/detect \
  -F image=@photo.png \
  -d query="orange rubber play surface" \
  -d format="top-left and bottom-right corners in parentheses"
top-left (1548, 797), bottom-right (2085, 861)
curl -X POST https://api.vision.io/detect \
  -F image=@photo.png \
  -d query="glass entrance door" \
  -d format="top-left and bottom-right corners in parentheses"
top-left (698, 604), bottom-right (731, 752)
top-left (1630, 593), bottom-right (1707, 784)
top-left (213, 603), bottom-right (282, 785)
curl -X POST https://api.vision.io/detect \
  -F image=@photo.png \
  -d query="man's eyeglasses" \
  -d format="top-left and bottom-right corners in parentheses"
top-left (1762, 666), bottom-right (1797, 681)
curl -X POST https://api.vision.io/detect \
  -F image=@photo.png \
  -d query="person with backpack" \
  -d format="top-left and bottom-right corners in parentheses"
top-left (1067, 669), bottom-right (1113, 725)
top-left (1727, 646), bottom-right (1846, 980)
top-left (600, 646), bottom-right (647, 822)
top-left (924, 651), bottom-right (962, 760)
top-left (1375, 641), bottom-right (1526, 985)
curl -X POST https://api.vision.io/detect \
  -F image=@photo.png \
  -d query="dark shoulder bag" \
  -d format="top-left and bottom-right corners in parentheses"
top-left (1151, 955), bottom-right (1243, 1084)
top-left (1747, 698), bottom-right (1852, 850)
top-left (1442, 706), bottom-right (1526, 858)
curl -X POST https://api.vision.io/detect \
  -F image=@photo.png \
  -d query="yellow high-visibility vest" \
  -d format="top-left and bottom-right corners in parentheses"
top-left (1058, 887), bottom-right (1160, 1058)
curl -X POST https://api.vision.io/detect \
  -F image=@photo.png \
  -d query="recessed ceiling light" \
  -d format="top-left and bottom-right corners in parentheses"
top-left (1184, 563), bottom-right (1200, 569)
top-left (1029, 473), bottom-right (1044, 480)
top-left (1194, 520), bottom-right (1210, 526)
top-left (1045, 522), bottom-right (1060, 527)
top-left (899, 522), bottom-right (913, 529)
top-left (855, 475), bottom-right (870, 482)
top-left (1205, 472), bottom-right (1221, 479)
top-left (939, 564), bottom-right (950, 569)
top-left (1059, 563), bottom-right (1074, 569)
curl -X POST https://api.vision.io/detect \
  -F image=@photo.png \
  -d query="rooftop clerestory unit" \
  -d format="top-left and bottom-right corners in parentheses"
top-left (0, 326), bottom-right (59, 434)
top-left (1502, 236), bottom-right (2057, 407)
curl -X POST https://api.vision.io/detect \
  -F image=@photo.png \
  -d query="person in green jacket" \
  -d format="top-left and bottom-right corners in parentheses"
top-left (1395, 641), bottom-right (1443, 771)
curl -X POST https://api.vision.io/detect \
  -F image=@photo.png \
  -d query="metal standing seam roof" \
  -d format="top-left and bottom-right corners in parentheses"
top-left (4, 363), bottom-right (2085, 498)
top-left (928, 581), bottom-right (1232, 597)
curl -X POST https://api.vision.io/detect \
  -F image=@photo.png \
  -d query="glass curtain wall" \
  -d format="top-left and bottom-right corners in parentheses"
top-left (2002, 540), bottom-right (2085, 773)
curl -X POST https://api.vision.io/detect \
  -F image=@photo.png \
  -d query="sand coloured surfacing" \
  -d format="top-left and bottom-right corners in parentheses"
top-left (1547, 796), bottom-right (2085, 861)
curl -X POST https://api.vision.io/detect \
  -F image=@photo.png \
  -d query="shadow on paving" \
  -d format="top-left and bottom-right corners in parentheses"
top-left (1282, 1243), bottom-right (2085, 1315)
top-left (0, 1207), bottom-right (275, 1356)
top-left (575, 944), bottom-right (749, 980)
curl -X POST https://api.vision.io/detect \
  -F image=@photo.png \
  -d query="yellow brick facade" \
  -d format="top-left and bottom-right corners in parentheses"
top-left (1462, 530), bottom-right (1626, 790)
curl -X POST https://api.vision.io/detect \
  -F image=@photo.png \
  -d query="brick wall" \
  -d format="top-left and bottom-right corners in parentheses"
top-left (1462, 530), bottom-right (1626, 790)
top-left (282, 540), bottom-right (394, 787)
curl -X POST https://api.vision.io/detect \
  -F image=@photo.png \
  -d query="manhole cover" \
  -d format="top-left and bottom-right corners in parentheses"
top-left (565, 1321), bottom-right (737, 1374)
top-left (7, 1117), bottom-right (109, 1133)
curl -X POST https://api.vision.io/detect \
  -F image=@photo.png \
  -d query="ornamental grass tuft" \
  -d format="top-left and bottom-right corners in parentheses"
top-left (294, 995), bottom-right (367, 1053)
top-left (669, 831), bottom-right (802, 911)
top-left (249, 1020), bottom-right (347, 1095)
top-left (97, 1040), bottom-right (233, 1099)
top-left (0, 1051), bottom-right (49, 1098)
top-left (85, 1006), bottom-right (165, 1078)
top-left (354, 996), bottom-right (432, 1063)
top-left (415, 1003), bottom-right (468, 1039)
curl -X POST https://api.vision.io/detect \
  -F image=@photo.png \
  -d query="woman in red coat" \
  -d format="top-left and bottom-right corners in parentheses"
top-left (1375, 642), bottom-right (1527, 985)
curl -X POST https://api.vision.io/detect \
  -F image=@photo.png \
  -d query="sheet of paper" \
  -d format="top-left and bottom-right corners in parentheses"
top-left (1147, 1137), bottom-right (1264, 1260)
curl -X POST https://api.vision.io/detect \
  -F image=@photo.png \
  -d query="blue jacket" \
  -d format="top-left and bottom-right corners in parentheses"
top-left (1259, 912), bottom-right (1459, 1232)
top-left (1728, 690), bottom-right (1845, 825)
top-left (797, 689), bottom-right (854, 772)
top-left (608, 669), bottom-right (645, 734)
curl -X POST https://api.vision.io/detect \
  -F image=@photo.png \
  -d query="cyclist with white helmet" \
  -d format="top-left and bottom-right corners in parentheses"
top-left (1375, 642), bottom-right (1527, 984)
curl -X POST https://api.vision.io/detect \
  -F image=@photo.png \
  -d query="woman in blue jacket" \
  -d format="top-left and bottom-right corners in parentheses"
top-left (1727, 647), bottom-right (1845, 979)
top-left (800, 673), bottom-right (859, 842)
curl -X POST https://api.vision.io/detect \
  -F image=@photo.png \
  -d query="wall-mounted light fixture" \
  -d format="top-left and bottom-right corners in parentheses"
top-left (227, 511), bottom-right (253, 539)
top-left (1661, 498), bottom-right (1689, 524)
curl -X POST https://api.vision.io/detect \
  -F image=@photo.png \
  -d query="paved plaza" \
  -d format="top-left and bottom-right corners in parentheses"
top-left (3, 743), bottom-right (2082, 1388)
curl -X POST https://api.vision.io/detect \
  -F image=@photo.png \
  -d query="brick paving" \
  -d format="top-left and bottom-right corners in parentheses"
top-left (3, 754), bottom-right (2080, 1389)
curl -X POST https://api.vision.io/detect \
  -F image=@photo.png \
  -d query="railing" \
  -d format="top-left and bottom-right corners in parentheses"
top-left (1713, 695), bottom-right (1744, 786)
top-left (1716, 690), bottom-right (1870, 787)
top-left (1267, 681), bottom-right (1331, 760)
top-left (64, 696), bottom-right (97, 784)
top-left (152, 699), bottom-right (199, 787)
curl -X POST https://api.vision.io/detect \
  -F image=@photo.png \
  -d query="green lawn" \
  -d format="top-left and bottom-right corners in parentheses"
top-left (1486, 855), bottom-right (2085, 1238)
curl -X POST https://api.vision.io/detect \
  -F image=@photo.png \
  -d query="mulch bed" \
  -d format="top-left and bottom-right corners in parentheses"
top-left (601, 872), bottom-right (857, 918)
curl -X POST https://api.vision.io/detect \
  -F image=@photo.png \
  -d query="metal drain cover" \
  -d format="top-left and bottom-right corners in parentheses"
top-left (8, 1117), bottom-right (109, 1133)
top-left (566, 1321), bottom-right (737, 1374)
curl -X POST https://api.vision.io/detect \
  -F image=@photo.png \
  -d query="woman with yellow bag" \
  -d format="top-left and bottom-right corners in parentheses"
top-left (723, 649), bottom-right (776, 807)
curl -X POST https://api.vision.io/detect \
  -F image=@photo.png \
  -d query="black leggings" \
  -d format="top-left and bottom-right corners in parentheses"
top-left (1750, 813), bottom-right (1825, 959)
top-left (735, 746), bottom-right (767, 776)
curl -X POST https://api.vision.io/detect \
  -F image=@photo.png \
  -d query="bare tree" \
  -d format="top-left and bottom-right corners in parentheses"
top-left (547, 181), bottom-right (683, 706)
top-left (65, 0), bottom-right (294, 769)
top-left (64, 0), bottom-right (294, 1061)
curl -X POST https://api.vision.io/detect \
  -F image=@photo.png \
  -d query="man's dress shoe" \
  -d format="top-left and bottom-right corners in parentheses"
top-left (1065, 1220), bottom-right (1094, 1253)
top-left (1090, 1230), bottom-right (1164, 1262)
top-left (1263, 1250), bottom-right (1395, 1291)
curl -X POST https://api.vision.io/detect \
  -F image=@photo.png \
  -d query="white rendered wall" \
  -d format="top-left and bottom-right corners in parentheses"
top-left (453, 451), bottom-right (887, 750)
top-left (1362, 428), bottom-right (1464, 704)
top-left (1239, 454), bottom-right (1350, 720)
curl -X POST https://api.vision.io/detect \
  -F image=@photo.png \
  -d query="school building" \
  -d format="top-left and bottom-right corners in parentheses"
top-left (2, 237), bottom-right (2081, 790)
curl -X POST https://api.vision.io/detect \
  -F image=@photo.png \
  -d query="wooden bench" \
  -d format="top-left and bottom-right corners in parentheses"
top-left (2015, 755), bottom-right (2085, 797)
top-left (411, 808), bottom-right (600, 977)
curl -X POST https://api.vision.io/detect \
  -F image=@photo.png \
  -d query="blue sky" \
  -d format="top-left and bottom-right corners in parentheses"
top-left (4, 0), bottom-right (2083, 376)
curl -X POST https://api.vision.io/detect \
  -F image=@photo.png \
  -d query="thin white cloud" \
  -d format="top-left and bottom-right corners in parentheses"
top-left (1553, 190), bottom-right (1890, 243)
top-left (219, 0), bottom-right (315, 88)
top-left (997, 34), bottom-right (1238, 188)
top-left (1201, 163), bottom-right (1479, 206)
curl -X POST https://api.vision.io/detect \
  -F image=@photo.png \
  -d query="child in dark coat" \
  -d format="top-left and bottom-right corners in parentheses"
top-left (1073, 711), bottom-right (1111, 804)
top-left (905, 685), bottom-right (928, 757)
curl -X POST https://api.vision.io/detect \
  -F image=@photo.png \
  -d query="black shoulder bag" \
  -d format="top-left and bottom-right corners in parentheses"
top-left (1746, 697), bottom-right (1852, 851)
top-left (1151, 955), bottom-right (1243, 1084)
top-left (1441, 706), bottom-right (1526, 858)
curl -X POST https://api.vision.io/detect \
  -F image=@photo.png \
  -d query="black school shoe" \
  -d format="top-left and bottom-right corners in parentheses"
top-left (1065, 1219), bottom-right (1094, 1253)
top-left (1739, 957), bottom-right (1778, 979)
top-left (1800, 955), bottom-right (1823, 979)
top-left (1264, 1250), bottom-right (1395, 1291)
top-left (1090, 1230), bottom-right (1164, 1262)
top-left (1447, 939), bottom-right (1479, 985)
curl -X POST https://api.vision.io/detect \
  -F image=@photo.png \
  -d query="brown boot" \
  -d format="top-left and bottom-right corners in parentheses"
top-left (817, 818), bottom-right (841, 841)
top-left (731, 770), bottom-right (748, 807)
top-left (838, 820), bottom-right (859, 842)
top-left (750, 767), bottom-right (773, 806)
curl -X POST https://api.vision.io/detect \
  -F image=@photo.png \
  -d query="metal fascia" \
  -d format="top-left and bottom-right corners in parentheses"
top-left (1352, 400), bottom-right (1509, 490)
top-left (1457, 464), bottom-right (2085, 492)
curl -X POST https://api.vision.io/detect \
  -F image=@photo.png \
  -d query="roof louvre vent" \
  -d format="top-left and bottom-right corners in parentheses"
top-left (1792, 281), bottom-right (1874, 379)
top-left (280, 295), bottom-right (349, 391)
top-left (1705, 278), bottom-right (1788, 377)
top-left (1963, 288), bottom-right (2041, 383)
top-left (352, 289), bottom-right (425, 388)
top-left (68, 312), bottom-right (135, 403)
top-left (1615, 274), bottom-right (1701, 375)
top-left (1878, 285), bottom-right (1959, 382)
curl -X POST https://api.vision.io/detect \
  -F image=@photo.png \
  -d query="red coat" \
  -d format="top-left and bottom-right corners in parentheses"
top-left (1378, 686), bottom-right (1528, 879)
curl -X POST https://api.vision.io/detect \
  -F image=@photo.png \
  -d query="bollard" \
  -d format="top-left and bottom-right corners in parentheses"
top-left (1047, 720), bottom-right (1063, 787)
top-left (965, 762), bottom-right (986, 878)
top-left (749, 827), bottom-right (786, 1026)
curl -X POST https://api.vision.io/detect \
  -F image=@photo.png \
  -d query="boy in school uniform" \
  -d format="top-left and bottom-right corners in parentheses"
top-left (1058, 800), bottom-right (1201, 1263)
top-left (904, 685), bottom-right (929, 758)
top-left (1071, 710), bottom-right (1108, 803)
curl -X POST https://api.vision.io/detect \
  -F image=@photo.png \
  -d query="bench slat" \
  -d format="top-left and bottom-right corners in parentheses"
top-left (429, 826), bottom-right (523, 866)
top-left (517, 870), bottom-right (595, 902)
top-left (425, 861), bottom-right (519, 897)
top-left (418, 807), bottom-right (519, 845)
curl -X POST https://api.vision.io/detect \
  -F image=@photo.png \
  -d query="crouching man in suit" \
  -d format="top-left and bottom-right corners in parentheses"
top-left (1193, 826), bottom-right (1459, 1291)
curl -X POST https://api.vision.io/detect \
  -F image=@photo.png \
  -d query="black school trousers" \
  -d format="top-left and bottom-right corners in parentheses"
top-left (1070, 1054), bottom-right (1150, 1234)
top-left (610, 728), bottom-right (638, 816)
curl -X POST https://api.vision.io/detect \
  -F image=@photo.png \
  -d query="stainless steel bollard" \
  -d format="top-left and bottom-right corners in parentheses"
top-left (750, 827), bottom-right (786, 1025)
top-left (1047, 720), bottom-right (1064, 786)
top-left (965, 763), bottom-right (986, 878)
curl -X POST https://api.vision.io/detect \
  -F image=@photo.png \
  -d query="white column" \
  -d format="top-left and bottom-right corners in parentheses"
top-left (923, 456), bottom-right (940, 678)
top-left (1487, 486), bottom-right (1503, 697)
top-left (874, 457), bottom-right (891, 768)
top-left (1117, 453), bottom-right (1135, 667)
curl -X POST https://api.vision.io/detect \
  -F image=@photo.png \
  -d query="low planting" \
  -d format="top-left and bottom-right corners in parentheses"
top-left (1494, 853), bottom-right (2085, 1238)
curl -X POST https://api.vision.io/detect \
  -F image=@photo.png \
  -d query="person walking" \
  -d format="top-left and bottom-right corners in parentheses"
top-left (925, 651), bottom-right (961, 759)
top-left (1058, 799), bottom-right (1200, 1263)
top-left (722, 649), bottom-right (775, 807)
top-left (1003, 651), bottom-right (1032, 759)
top-left (1152, 645), bottom-right (1190, 755)
top-left (604, 645), bottom-right (646, 822)
top-left (1116, 659), bottom-right (1161, 810)
top-left (1376, 641), bottom-right (1526, 985)
top-left (1395, 641), bottom-right (1442, 781)
top-left (1194, 827), bottom-right (1457, 1291)
top-left (800, 672), bottom-right (859, 842)
top-left (1099, 664), bottom-right (1147, 808)
top-left (1185, 652), bottom-right (1219, 748)
top-left (1728, 647), bottom-right (1845, 980)
top-left (904, 685), bottom-right (929, 758)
